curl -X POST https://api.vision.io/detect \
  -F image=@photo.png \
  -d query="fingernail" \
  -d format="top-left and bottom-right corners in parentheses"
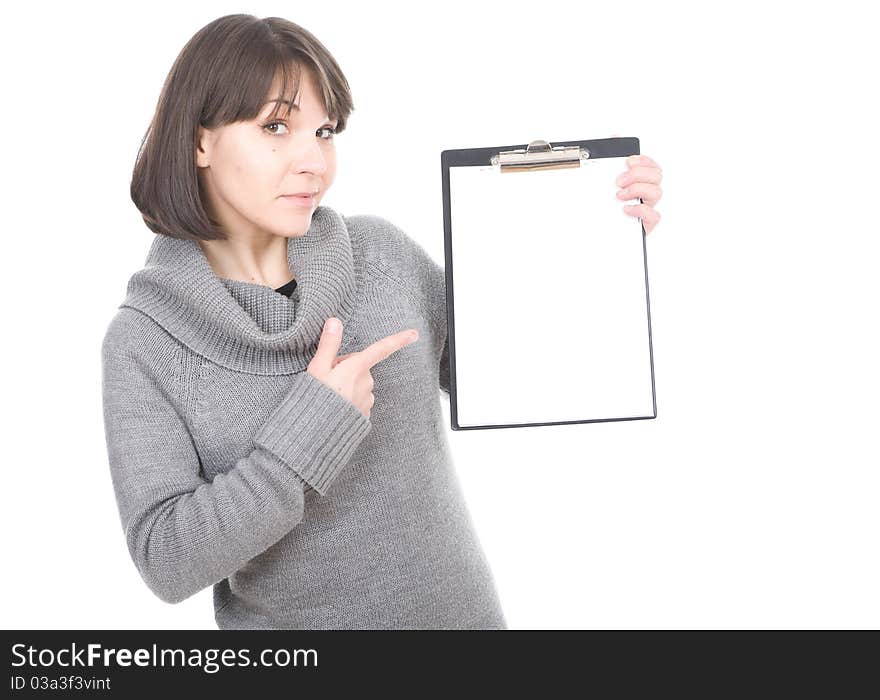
top-left (326, 318), bottom-right (339, 333)
top-left (409, 331), bottom-right (419, 342)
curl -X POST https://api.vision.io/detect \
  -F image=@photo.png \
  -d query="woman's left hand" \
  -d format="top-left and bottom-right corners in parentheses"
top-left (615, 153), bottom-right (663, 235)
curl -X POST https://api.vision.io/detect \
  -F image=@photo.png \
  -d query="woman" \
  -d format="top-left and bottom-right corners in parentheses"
top-left (102, 13), bottom-right (508, 630)
top-left (102, 14), bottom-right (663, 630)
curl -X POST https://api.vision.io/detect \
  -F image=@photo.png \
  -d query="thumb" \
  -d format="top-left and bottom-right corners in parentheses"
top-left (312, 317), bottom-right (343, 372)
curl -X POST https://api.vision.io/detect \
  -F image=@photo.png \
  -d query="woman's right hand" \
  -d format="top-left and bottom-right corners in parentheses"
top-left (307, 317), bottom-right (419, 419)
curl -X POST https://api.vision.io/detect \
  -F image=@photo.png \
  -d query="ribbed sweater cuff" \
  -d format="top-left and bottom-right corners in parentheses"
top-left (253, 370), bottom-right (372, 496)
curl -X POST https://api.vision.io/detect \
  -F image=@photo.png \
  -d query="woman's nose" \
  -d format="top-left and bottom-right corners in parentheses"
top-left (288, 138), bottom-right (327, 175)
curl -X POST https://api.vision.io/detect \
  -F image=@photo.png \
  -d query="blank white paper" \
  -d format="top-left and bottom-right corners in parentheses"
top-left (448, 155), bottom-right (654, 428)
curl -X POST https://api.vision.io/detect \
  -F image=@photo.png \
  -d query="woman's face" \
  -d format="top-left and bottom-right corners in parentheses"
top-left (195, 68), bottom-right (338, 241)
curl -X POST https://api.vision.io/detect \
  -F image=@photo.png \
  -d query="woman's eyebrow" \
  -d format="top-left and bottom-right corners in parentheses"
top-left (262, 99), bottom-right (332, 121)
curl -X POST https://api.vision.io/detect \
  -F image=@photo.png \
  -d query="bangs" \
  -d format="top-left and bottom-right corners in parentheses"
top-left (213, 57), bottom-right (339, 127)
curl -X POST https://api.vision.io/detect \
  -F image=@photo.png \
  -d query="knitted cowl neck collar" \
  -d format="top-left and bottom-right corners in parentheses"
top-left (120, 205), bottom-right (358, 376)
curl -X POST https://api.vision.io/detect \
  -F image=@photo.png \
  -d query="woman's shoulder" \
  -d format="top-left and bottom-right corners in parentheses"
top-left (343, 212), bottom-right (421, 265)
top-left (342, 212), bottom-right (446, 329)
top-left (101, 305), bottom-right (196, 378)
top-left (103, 304), bottom-right (166, 350)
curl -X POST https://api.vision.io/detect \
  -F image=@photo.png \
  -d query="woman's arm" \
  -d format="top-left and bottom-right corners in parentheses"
top-left (345, 214), bottom-right (451, 398)
top-left (420, 246), bottom-right (450, 399)
top-left (101, 311), bottom-right (371, 605)
top-left (439, 334), bottom-right (450, 397)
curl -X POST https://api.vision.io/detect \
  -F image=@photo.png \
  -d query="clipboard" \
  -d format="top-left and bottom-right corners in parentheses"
top-left (440, 137), bottom-right (656, 431)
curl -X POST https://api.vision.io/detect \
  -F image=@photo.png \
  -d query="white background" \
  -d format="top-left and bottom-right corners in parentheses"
top-left (2, 0), bottom-right (878, 629)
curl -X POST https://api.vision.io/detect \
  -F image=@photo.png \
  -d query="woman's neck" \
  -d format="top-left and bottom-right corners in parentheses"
top-left (197, 238), bottom-right (295, 289)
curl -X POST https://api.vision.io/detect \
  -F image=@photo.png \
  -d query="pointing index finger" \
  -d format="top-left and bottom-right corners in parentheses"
top-left (357, 329), bottom-right (418, 369)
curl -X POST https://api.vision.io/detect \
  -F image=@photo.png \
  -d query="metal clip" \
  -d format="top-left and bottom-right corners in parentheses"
top-left (491, 139), bottom-right (590, 172)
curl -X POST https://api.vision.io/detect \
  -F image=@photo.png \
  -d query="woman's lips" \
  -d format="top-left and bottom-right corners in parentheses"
top-left (280, 194), bottom-right (314, 207)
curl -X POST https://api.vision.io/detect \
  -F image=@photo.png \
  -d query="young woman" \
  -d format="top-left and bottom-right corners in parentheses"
top-left (102, 14), bottom-right (663, 630)
top-left (101, 13), bottom-right (507, 630)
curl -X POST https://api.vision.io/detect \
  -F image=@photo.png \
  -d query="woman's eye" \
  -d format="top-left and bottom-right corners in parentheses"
top-left (262, 121), bottom-right (289, 136)
top-left (262, 121), bottom-right (336, 140)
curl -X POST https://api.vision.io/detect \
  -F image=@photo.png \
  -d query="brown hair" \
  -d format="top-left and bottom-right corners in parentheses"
top-left (130, 14), bottom-right (354, 241)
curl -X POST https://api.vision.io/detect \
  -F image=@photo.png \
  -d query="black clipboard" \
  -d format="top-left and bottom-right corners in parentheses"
top-left (440, 137), bottom-right (656, 431)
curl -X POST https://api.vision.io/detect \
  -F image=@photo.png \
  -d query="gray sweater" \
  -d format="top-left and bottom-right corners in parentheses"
top-left (100, 205), bottom-right (506, 630)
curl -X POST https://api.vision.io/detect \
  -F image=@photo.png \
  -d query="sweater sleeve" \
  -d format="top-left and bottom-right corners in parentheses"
top-left (345, 213), bottom-right (450, 397)
top-left (101, 314), bottom-right (372, 605)
top-left (439, 333), bottom-right (450, 396)
top-left (416, 239), bottom-right (450, 398)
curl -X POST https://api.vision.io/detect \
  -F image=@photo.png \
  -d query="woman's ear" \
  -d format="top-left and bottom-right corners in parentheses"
top-left (195, 126), bottom-right (212, 169)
